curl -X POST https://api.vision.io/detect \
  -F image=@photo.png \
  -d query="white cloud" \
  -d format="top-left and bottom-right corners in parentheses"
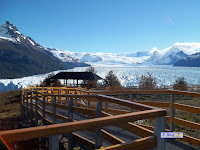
top-left (167, 16), bottom-right (175, 25)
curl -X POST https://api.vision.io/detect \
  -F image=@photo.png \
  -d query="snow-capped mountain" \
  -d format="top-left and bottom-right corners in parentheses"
top-left (45, 42), bottom-right (200, 66)
top-left (0, 21), bottom-right (47, 53)
top-left (44, 47), bottom-right (79, 63)
top-left (46, 49), bottom-right (150, 65)
top-left (80, 53), bottom-right (102, 62)
top-left (126, 51), bottom-right (151, 57)
top-left (0, 21), bottom-right (87, 78)
top-left (174, 52), bottom-right (200, 67)
top-left (147, 43), bottom-right (200, 65)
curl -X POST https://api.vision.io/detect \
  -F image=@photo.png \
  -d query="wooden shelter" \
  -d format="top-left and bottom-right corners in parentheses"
top-left (50, 72), bottom-right (103, 87)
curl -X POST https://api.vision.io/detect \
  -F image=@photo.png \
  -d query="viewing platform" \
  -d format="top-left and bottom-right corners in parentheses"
top-left (0, 87), bottom-right (199, 150)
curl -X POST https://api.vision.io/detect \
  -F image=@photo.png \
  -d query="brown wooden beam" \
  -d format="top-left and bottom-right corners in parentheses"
top-left (173, 103), bottom-right (200, 114)
top-left (133, 101), bottom-right (170, 108)
top-left (0, 109), bottom-right (166, 143)
top-left (97, 95), bottom-right (156, 110)
top-left (97, 136), bottom-right (157, 150)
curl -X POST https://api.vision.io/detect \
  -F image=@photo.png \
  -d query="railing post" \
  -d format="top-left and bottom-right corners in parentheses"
top-left (25, 92), bottom-right (29, 126)
top-left (52, 96), bottom-right (56, 123)
top-left (49, 95), bottom-right (59, 150)
top-left (154, 117), bottom-right (165, 150)
top-left (35, 92), bottom-right (39, 126)
top-left (74, 90), bottom-right (77, 107)
top-left (42, 95), bottom-right (46, 125)
top-left (87, 92), bottom-right (90, 108)
top-left (95, 99), bottom-right (102, 149)
top-left (20, 90), bottom-right (25, 124)
top-left (58, 89), bottom-right (61, 104)
top-left (65, 90), bottom-right (68, 105)
top-left (170, 94), bottom-right (175, 132)
top-left (68, 97), bottom-right (73, 150)
top-left (104, 101), bottom-right (108, 112)
top-left (30, 91), bottom-right (34, 126)
top-left (129, 94), bottom-right (133, 112)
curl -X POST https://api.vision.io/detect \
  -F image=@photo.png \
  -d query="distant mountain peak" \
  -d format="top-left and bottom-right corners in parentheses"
top-left (6, 21), bottom-right (18, 31)
top-left (0, 21), bottom-right (23, 43)
top-left (6, 21), bottom-right (11, 25)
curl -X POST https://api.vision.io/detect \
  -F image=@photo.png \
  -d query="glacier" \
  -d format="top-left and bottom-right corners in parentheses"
top-left (1, 64), bottom-right (200, 92)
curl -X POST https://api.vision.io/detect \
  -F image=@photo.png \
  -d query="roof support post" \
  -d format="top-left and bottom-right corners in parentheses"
top-left (95, 99), bottom-right (102, 149)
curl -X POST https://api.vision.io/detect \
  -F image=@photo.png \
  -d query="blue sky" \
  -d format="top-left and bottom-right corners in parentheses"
top-left (1, 0), bottom-right (200, 53)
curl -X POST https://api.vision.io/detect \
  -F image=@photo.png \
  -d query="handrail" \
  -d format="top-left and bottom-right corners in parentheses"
top-left (33, 92), bottom-right (157, 111)
top-left (97, 94), bottom-right (156, 110)
top-left (0, 109), bottom-right (166, 143)
top-left (133, 101), bottom-right (200, 114)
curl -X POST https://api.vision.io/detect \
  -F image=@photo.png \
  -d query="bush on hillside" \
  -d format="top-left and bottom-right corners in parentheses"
top-left (138, 73), bottom-right (157, 90)
top-left (173, 77), bottom-right (188, 91)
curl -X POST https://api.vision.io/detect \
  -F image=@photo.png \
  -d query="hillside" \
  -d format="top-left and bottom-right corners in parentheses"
top-left (174, 52), bottom-right (200, 67)
top-left (0, 21), bottom-right (87, 79)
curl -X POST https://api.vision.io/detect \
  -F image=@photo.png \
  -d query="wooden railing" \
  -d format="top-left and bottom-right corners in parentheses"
top-left (87, 89), bottom-right (200, 147)
top-left (0, 87), bottom-right (167, 150)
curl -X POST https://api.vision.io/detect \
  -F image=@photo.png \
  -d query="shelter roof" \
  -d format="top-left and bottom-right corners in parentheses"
top-left (50, 72), bottom-right (103, 80)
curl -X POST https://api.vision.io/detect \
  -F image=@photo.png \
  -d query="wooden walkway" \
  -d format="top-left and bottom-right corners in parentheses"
top-left (0, 87), bottom-right (200, 150)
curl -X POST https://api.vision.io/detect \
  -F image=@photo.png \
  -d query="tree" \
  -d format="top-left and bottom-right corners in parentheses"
top-left (82, 65), bottom-right (97, 88)
top-left (41, 73), bottom-right (62, 87)
top-left (173, 77), bottom-right (188, 91)
top-left (138, 73), bottom-right (157, 90)
top-left (104, 70), bottom-right (121, 87)
top-left (86, 65), bottom-right (96, 73)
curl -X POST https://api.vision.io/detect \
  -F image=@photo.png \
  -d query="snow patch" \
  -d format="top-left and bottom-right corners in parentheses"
top-left (0, 24), bottom-right (16, 42)
top-left (28, 38), bottom-right (35, 46)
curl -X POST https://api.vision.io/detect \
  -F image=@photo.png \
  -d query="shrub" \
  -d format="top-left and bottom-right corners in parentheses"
top-left (104, 70), bottom-right (121, 88)
top-left (138, 73), bottom-right (157, 90)
top-left (86, 65), bottom-right (96, 73)
top-left (41, 73), bottom-right (62, 87)
top-left (173, 77), bottom-right (188, 91)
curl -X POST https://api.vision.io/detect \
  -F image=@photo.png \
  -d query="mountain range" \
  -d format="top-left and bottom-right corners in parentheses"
top-left (0, 21), bottom-right (87, 78)
top-left (1, 21), bottom-right (200, 79)
top-left (46, 42), bottom-right (200, 66)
